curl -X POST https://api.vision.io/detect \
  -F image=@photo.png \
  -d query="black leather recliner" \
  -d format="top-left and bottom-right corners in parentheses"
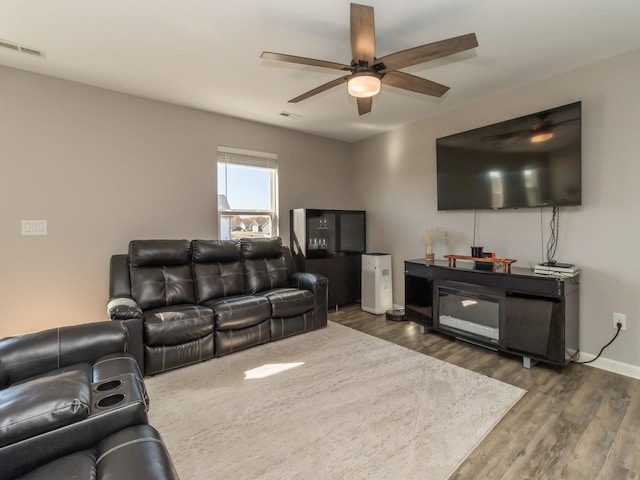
top-left (241, 238), bottom-right (321, 342)
top-left (108, 237), bottom-right (328, 375)
top-left (14, 424), bottom-right (179, 480)
top-left (192, 239), bottom-right (272, 357)
top-left (0, 322), bottom-right (150, 479)
top-left (196, 238), bottom-right (323, 356)
top-left (111, 239), bottom-right (215, 375)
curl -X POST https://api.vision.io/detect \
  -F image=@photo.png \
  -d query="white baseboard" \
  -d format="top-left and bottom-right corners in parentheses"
top-left (577, 353), bottom-right (640, 380)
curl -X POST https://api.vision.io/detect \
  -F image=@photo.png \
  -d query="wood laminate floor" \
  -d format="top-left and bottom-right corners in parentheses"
top-left (330, 304), bottom-right (640, 480)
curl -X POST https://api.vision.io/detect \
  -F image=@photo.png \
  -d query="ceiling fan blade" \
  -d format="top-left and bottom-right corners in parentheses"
top-left (350, 3), bottom-right (375, 65)
top-left (482, 131), bottom-right (524, 143)
top-left (376, 33), bottom-right (478, 72)
top-left (288, 75), bottom-right (350, 103)
top-left (261, 52), bottom-right (351, 71)
top-left (549, 118), bottom-right (580, 128)
top-left (382, 71), bottom-right (449, 97)
top-left (357, 97), bottom-right (373, 115)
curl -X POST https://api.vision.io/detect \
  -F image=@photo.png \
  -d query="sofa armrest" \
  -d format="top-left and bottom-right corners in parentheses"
top-left (6, 424), bottom-right (178, 480)
top-left (106, 299), bottom-right (145, 373)
top-left (290, 272), bottom-right (328, 329)
top-left (0, 358), bottom-right (7, 390)
top-left (95, 424), bottom-right (180, 480)
top-left (290, 272), bottom-right (327, 292)
top-left (0, 322), bottom-right (129, 385)
top-left (107, 297), bottom-right (143, 321)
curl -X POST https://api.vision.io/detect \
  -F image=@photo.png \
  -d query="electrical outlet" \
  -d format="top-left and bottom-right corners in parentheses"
top-left (613, 312), bottom-right (627, 331)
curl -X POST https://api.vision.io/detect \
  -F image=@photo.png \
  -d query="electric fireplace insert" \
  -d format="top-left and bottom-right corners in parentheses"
top-left (435, 283), bottom-right (502, 345)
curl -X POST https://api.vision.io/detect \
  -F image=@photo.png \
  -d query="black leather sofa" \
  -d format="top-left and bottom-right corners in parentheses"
top-left (0, 322), bottom-right (178, 479)
top-left (108, 237), bottom-right (328, 375)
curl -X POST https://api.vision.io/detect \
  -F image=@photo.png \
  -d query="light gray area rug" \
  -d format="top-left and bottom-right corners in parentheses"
top-left (146, 322), bottom-right (525, 479)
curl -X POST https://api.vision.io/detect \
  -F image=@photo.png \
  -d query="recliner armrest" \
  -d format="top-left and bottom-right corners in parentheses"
top-left (0, 358), bottom-right (8, 389)
top-left (0, 322), bottom-right (130, 385)
top-left (290, 272), bottom-right (328, 293)
top-left (105, 300), bottom-right (145, 373)
top-left (107, 297), bottom-right (143, 320)
top-left (290, 272), bottom-right (329, 330)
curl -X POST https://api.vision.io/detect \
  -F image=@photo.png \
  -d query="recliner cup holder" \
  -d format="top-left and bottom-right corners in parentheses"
top-left (96, 379), bottom-right (122, 391)
top-left (96, 393), bottom-right (126, 408)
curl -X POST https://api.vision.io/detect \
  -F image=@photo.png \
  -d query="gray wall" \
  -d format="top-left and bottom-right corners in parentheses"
top-left (0, 66), bottom-right (356, 337)
top-left (352, 49), bottom-right (640, 371)
top-left (2, 48), bottom-right (639, 373)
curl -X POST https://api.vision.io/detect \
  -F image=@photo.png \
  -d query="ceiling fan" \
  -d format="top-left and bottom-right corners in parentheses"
top-left (260, 3), bottom-right (478, 115)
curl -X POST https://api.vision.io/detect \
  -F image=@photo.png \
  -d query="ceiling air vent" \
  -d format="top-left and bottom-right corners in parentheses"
top-left (279, 111), bottom-right (302, 119)
top-left (0, 39), bottom-right (46, 58)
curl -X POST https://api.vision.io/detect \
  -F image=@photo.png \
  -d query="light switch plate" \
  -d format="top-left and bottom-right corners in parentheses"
top-left (21, 220), bottom-right (47, 235)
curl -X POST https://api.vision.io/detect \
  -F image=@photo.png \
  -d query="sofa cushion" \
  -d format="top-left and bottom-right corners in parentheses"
top-left (192, 239), bottom-right (240, 263)
top-left (144, 334), bottom-right (214, 375)
top-left (194, 261), bottom-right (245, 302)
top-left (243, 256), bottom-right (288, 294)
top-left (129, 240), bottom-right (191, 267)
top-left (204, 295), bottom-right (271, 330)
top-left (143, 305), bottom-right (214, 347)
top-left (241, 238), bottom-right (289, 294)
top-left (129, 239), bottom-right (195, 310)
top-left (193, 240), bottom-right (245, 302)
top-left (0, 369), bottom-right (91, 448)
top-left (240, 237), bottom-right (283, 259)
top-left (215, 320), bottom-right (271, 357)
top-left (258, 288), bottom-right (315, 318)
top-left (130, 264), bottom-right (196, 310)
top-left (271, 312), bottom-right (314, 341)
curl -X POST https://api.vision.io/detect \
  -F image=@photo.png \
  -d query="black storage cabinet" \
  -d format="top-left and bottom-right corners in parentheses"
top-left (291, 209), bottom-right (366, 307)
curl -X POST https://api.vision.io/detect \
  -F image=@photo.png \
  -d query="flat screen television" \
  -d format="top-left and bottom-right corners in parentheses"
top-left (436, 101), bottom-right (582, 210)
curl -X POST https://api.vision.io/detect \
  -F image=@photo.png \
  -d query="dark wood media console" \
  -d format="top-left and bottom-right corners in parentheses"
top-left (404, 259), bottom-right (579, 368)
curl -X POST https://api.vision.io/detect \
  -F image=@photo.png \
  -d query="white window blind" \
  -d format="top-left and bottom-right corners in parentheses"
top-left (217, 146), bottom-right (278, 169)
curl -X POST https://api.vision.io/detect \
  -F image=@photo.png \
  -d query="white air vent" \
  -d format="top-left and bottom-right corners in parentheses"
top-left (279, 111), bottom-right (302, 119)
top-left (0, 39), bottom-right (46, 58)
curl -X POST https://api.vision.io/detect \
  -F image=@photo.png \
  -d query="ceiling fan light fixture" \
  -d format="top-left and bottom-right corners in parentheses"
top-left (530, 131), bottom-right (554, 143)
top-left (261, 4), bottom-right (478, 115)
top-left (347, 72), bottom-right (381, 98)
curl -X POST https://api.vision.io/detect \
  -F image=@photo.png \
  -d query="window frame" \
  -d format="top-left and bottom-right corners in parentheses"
top-left (217, 146), bottom-right (279, 240)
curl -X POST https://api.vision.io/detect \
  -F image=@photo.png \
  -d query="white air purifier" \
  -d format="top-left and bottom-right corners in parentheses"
top-left (361, 253), bottom-right (393, 314)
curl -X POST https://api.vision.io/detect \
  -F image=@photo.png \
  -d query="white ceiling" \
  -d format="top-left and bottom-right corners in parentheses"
top-left (2, 1), bottom-right (640, 143)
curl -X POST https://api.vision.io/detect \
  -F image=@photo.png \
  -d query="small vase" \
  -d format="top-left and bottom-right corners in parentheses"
top-left (425, 245), bottom-right (435, 264)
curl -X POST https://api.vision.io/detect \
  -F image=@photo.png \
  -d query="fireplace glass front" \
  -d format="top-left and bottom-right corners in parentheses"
top-left (437, 286), bottom-right (500, 344)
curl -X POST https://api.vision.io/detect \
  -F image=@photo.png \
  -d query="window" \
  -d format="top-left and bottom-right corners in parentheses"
top-left (217, 146), bottom-right (278, 240)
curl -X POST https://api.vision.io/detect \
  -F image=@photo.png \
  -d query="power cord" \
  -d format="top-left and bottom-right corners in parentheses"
top-left (574, 322), bottom-right (622, 364)
top-left (472, 209), bottom-right (479, 246)
top-left (545, 206), bottom-right (560, 264)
